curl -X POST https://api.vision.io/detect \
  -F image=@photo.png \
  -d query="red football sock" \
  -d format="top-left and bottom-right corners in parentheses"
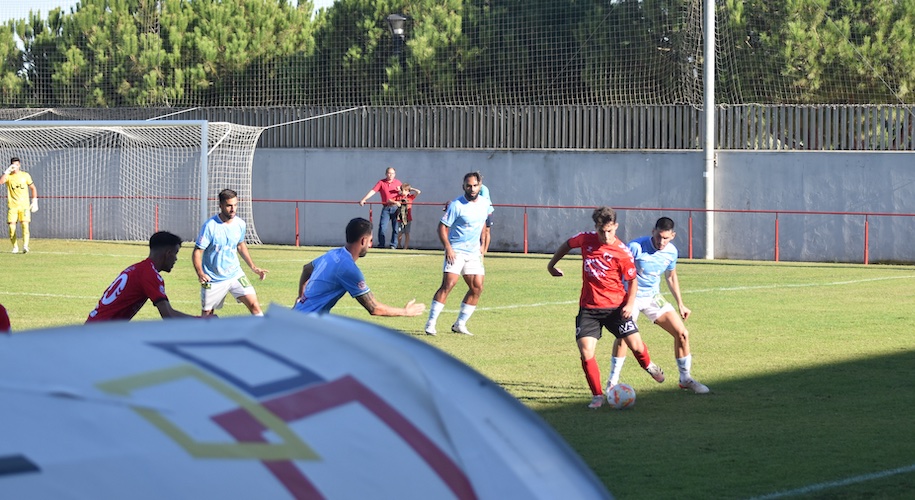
top-left (581, 357), bottom-right (603, 396)
top-left (632, 344), bottom-right (652, 369)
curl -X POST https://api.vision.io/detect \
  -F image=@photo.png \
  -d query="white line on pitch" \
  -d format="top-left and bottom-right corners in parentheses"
top-left (688, 274), bottom-right (915, 294)
top-left (321, 275), bottom-right (915, 312)
top-left (747, 462), bottom-right (915, 499)
top-left (0, 291), bottom-right (97, 300)
top-left (4, 274), bottom-right (913, 310)
top-left (5, 251), bottom-right (143, 258)
top-left (0, 291), bottom-right (199, 306)
top-left (476, 275), bottom-right (915, 311)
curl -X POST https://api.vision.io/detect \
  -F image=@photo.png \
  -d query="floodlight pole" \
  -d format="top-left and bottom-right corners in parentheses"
top-left (703, 0), bottom-right (716, 260)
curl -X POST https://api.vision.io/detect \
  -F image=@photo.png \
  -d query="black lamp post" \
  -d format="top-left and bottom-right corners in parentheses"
top-left (386, 14), bottom-right (407, 59)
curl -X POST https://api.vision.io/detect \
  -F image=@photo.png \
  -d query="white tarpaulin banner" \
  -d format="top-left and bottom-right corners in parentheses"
top-left (0, 306), bottom-right (610, 499)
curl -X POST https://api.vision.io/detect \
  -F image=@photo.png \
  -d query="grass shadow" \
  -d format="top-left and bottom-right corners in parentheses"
top-left (532, 349), bottom-right (915, 499)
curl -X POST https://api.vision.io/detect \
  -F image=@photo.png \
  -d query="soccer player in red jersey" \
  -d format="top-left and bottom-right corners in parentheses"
top-left (547, 206), bottom-right (665, 409)
top-left (87, 231), bottom-right (200, 322)
top-left (0, 303), bottom-right (10, 333)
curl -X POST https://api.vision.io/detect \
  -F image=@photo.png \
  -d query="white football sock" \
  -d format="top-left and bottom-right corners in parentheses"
top-left (677, 354), bottom-right (692, 381)
top-left (608, 356), bottom-right (626, 386)
top-left (427, 300), bottom-right (444, 323)
top-left (456, 303), bottom-right (476, 325)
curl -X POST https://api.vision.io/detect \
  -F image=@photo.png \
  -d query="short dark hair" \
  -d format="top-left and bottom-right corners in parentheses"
top-left (654, 217), bottom-right (675, 231)
top-left (463, 171), bottom-right (481, 184)
top-left (346, 217), bottom-right (373, 244)
top-left (218, 189), bottom-right (238, 204)
top-left (592, 206), bottom-right (618, 226)
top-left (9, 157), bottom-right (19, 164)
top-left (149, 231), bottom-right (182, 250)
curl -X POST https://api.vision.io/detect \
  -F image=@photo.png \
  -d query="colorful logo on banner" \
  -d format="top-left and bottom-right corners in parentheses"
top-left (95, 340), bottom-right (475, 499)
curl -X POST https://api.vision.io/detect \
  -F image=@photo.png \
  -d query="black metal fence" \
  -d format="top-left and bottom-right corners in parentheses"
top-left (6, 104), bottom-right (914, 150)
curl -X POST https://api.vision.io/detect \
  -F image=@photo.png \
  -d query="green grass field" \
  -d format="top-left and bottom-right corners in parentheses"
top-left (2, 240), bottom-right (914, 499)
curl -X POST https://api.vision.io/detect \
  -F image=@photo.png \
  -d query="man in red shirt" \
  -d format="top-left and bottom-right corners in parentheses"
top-left (547, 206), bottom-right (665, 409)
top-left (87, 231), bottom-right (200, 322)
top-left (358, 167), bottom-right (403, 249)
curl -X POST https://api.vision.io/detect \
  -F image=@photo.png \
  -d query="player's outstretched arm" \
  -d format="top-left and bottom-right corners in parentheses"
top-left (355, 292), bottom-right (426, 317)
top-left (155, 300), bottom-right (202, 319)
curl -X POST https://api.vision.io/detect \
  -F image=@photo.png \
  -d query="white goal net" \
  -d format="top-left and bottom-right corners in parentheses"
top-left (0, 120), bottom-right (264, 244)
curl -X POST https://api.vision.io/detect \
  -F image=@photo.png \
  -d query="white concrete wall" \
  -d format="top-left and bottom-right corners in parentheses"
top-left (715, 151), bottom-right (915, 263)
top-left (250, 149), bottom-right (915, 263)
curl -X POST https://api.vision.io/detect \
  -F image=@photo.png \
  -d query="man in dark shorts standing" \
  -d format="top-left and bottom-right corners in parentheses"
top-left (547, 206), bottom-right (665, 409)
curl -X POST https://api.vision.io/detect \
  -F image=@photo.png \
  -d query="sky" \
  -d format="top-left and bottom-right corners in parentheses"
top-left (0, 0), bottom-right (336, 21)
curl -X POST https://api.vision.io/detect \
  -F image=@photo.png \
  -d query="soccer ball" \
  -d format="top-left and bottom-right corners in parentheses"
top-left (606, 383), bottom-right (636, 410)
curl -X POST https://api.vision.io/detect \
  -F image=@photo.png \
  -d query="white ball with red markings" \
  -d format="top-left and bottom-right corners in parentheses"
top-left (606, 383), bottom-right (636, 410)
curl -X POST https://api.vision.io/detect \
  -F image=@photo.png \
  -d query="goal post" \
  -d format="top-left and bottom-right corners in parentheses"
top-left (0, 120), bottom-right (263, 244)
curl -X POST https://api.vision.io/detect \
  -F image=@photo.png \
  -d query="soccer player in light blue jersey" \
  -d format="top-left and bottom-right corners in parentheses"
top-left (192, 189), bottom-right (268, 317)
top-left (425, 172), bottom-right (492, 336)
top-left (293, 217), bottom-right (425, 317)
top-left (606, 217), bottom-right (710, 394)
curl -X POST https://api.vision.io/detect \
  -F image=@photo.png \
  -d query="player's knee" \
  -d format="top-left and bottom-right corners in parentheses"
top-left (577, 345), bottom-right (594, 361)
top-left (244, 296), bottom-right (262, 313)
top-left (676, 329), bottom-right (689, 343)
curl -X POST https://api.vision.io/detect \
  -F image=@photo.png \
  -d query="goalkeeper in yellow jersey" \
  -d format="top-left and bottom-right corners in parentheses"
top-left (0, 157), bottom-right (38, 254)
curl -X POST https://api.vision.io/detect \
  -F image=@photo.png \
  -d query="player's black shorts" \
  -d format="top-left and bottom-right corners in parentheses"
top-left (575, 307), bottom-right (638, 340)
